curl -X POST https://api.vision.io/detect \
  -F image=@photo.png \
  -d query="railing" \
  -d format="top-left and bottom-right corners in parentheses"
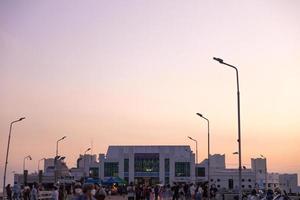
top-left (38, 191), bottom-right (53, 200)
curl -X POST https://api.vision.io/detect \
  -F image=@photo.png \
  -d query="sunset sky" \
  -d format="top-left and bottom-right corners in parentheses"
top-left (1, 1), bottom-right (300, 187)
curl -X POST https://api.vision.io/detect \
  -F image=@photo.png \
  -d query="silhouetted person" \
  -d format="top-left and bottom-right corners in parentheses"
top-left (6, 184), bottom-right (12, 200)
top-left (172, 183), bottom-right (179, 200)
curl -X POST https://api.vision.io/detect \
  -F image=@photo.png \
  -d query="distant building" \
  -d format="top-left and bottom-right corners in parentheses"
top-left (70, 154), bottom-right (99, 180)
top-left (196, 154), bottom-right (255, 191)
top-left (99, 145), bottom-right (195, 185)
top-left (251, 158), bottom-right (267, 189)
top-left (267, 173), bottom-right (280, 190)
top-left (279, 173), bottom-right (298, 193)
top-left (14, 156), bottom-right (71, 185)
top-left (13, 145), bottom-right (299, 193)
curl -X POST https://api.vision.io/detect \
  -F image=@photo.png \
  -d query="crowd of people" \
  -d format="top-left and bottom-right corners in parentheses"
top-left (5, 181), bottom-right (295, 200)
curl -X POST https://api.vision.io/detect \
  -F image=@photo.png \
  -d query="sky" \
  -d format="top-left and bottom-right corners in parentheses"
top-left (1, 0), bottom-right (300, 188)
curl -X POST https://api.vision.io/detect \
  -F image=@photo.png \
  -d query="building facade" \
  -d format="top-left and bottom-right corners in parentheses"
top-left (99, 145), bottom-right (195, 185)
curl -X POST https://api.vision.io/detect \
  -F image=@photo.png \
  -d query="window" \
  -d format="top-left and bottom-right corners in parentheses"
top-left (248, 179), bottom-right (251, 182)
top-left (248, 185), bottom-right (252, 188)
top-left (196, 167), bottom-right (205, 177)
top-left (124, 177), bottom-right (129, 184)
top-left (210, 179), bottom-right (214, 182)
top-left (89, 167), bottom-right (99, 178)
top-left (242, 179), bottom-right (245, 182)
top-left (165, 177), bottom-right (170, 185)
top-left (217, 179), bottom-right (220, 182)
top-left (165, 159), bottom-right (170, 173)
top-left (228, 179), bottom-right (234, 189)
top-left (104, 162), bottom-right (119, 177)
top-left (217, 185), bottom-right (220, 188)
top-left (175, 162), bottom-right (190, 177)
top-left (134, 153), bottom-right (159, 172)
top-left (124, 159), bottom-right (129, 173)
top-left (242, 185), bottom-right (245, 188)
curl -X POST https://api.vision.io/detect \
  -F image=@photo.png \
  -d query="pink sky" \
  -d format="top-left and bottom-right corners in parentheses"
top-left (1, 1), bottom-right (300, 187)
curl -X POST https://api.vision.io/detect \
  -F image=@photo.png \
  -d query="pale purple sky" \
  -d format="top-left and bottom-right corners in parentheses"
top-left (1, 1), bottom-right (300, 187)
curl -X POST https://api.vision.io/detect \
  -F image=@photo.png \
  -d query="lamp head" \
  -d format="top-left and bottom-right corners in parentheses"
top-left (196, 113), bottom-right (203, 117)
top-left (87, 148), bottom-right (91, 151)
top-left (55, 155), bottom-right (61, 160)
top-left (19, 117), bottom-right (25, 121)
top-left (213, 57), bottom-right (224, 63)
top-left (59, 156), bottom-right (65, 160)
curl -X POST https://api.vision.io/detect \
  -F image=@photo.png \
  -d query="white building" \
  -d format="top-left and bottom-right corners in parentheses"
top-left (99, 145), bottom-right (195, 185)
top-left (267, 173), bottom-right (280, 190)
top-left (196, 154), bottom-right (255, 191)
top-left (251, 158), bottom-right (267, 189)
top-left (70, 154), bottom-right (99, 180)
top-left (279, 174), bottom-right (298, 193)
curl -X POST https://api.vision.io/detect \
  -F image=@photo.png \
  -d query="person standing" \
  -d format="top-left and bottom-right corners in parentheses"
top-left (172, 183), bottom-right (179, 200)
top-left (52, 186), bottom-right (59, 200)
top-left (23, 185), bottom-right (31, 200)
top-left (30, 183), bottom-right (38, 200)
top-left (6, 184), bottom-right (12, 200)
top-left (195, 185), bottom-right (203, 200)
top-left (95, 185), bottom-right (106, 200)
top-left (12, 182), bottom-right (21, 200)
top-left (154, 185), bottom-right (159, 200)
top-left (72, 184), bottom-right (82, 200)
top-left (127, 182), bottom-right (135, 200)
top-left (247, 189), bottom-right (258, 200)
top-left (190, 184), bottom-right (196, 200)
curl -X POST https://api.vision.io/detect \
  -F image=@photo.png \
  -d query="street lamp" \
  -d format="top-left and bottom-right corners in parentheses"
top-left (23, 155), bottom-right (32, 172)
top-left (38, 158), bottom-right (46, 172)
top-left (84, 148), bottom-right (91, 155)
top-left (3, 117), bottom-right (25, 198)
top-left (56, 136), bottom-right (66, 156)
top-left (196, 113), bottom-right (210, 200)
top-left (55, 136), bottom-right (66, 183)
top-left (213, 57), bottom-right (242, 200)
top-left (260, 154), bottom-right (268, 190)
top-left (83, 148), bottom-right (91, 178)
top-left (187, 137), bottom-right (198, 164)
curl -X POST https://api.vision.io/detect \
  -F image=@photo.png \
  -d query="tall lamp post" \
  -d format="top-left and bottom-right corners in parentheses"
top-left (83, 148), bottom-right (91, 178)
top-left (213, 57), bottom-right (242, 200)
top-left (260, 154), bottom-right (268, 190)
top-left (196, 113), bottom-right (210, 200)
top-left (187, 137), bottom-right (198, 164)
top-left (23, 155), bottom-right (32, 185)
top-left (55, 136), bottom-right (66, 183)
top-left (23, 155), bottom-right (32, 172)
top-left (3, 117), bottom-right (25, 198)
top-left (38, 158), bottom-right (46, 172)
